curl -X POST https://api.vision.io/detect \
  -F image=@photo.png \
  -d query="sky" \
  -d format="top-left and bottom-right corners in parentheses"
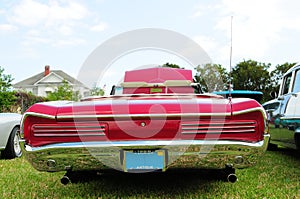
top-left (1, 0), bottom-right (300, 93)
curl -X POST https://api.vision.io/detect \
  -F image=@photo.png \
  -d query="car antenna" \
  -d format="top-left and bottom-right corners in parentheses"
top-left (229, 16), bottom-right (233, 100)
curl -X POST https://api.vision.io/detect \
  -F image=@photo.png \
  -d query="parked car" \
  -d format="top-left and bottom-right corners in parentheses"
top-left (213, 90), bottom-right (263, 103)
top-left (0, 113), bottom-right (22, 159)
top-left (21, 67), bottom-right (269, 184)
top-left (263, 63), bottom-right (300, 150)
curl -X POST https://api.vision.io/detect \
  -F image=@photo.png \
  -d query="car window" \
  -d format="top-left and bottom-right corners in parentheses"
top-left (292, 69), bottom-right (300, 93)
top-left (282, 73), bottom-right (292, 95)
top-left (263, 102), bottom-right (280, 111)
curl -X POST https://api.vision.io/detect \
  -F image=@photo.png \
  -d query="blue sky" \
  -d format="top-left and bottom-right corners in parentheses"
top-left (1, 0), bottom-right (300, 92)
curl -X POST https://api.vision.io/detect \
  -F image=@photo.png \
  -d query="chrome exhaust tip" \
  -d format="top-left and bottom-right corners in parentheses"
top-left (227, 173), bottom-right (238, 183)
top-left (61, 175), bottom-right (70, 185)
top-left (46, 159), bottom-right (56, 168)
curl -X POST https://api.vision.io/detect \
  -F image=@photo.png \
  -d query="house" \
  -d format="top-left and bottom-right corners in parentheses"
top-left (13, 65), bottom-right (90, 98)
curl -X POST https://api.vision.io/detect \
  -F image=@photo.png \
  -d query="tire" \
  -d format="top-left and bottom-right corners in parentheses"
top-left (1, 126), bottom-right (22, 159)
top-left (295, 133), bottom-right (300, 151)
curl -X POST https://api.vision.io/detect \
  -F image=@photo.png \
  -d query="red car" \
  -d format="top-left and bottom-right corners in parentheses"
top-left (21, 67), bottom-right (269, 184)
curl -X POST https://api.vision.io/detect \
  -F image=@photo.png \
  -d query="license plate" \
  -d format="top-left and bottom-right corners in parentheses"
top-left (123, 150), bottom-right (166, 172)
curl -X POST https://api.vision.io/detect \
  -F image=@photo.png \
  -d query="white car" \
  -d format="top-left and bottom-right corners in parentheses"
top-left (263, 63), bottom-right (300, 150)
top-left (0, 113), bottom-right (22, 159)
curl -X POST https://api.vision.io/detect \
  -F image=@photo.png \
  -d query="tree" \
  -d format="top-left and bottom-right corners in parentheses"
top-left (0, 66), bottom-right (16, 112)
top-left (47, 80), bottom-right (80, 101)
top-left (0, 66), bottom-right (14, 92)
top-left (269, 62), bottom-right (296, 93)
top-left (162, 62), bottom-right (182, 69)
top-left (231, 60), bottom-right (271, 91)
top-left (90, 85), bottom-right (105, 96)
top-left (194, 63), bottom-right (229, 92)
top-left (231, 60), bottom-right (272, 102)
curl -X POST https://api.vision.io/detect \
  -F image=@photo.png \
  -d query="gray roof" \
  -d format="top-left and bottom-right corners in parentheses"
top-left (13, 70), bottom-right (88, 88)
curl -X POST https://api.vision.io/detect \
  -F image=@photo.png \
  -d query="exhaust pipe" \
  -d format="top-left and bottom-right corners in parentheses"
top-left (61, 175), bottom-right (70, 185)
top-left (227, 173), bottom-right (238, 183)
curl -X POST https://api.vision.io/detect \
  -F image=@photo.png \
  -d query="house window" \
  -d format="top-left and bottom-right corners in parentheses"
top-left (83, 91), bottom-right (90, 97)
top-left (45, 87), bottom-right (54, 96)
top-left (33, 87), bottom-right (38, 95)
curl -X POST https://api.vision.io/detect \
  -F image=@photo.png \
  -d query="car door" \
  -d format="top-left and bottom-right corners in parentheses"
top-left (271, 71), bottom-right (294, 145)
top-left (279, 68), bottom-right (300, 147)
top-left (284, 68), bottom-right (300, 124)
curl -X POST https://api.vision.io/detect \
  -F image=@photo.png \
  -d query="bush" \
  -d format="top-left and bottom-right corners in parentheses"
top-left (13, 92), bottom-right (47, 113)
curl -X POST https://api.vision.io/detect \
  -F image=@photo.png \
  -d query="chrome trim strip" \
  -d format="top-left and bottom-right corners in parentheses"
top-left (33, 125), bottom-right (106, 129)
top-left (181, 121), bottom-right (255, 126)
top-left (280, 116), bottom-right (300, 120)
top-left (81, 93), bottom-right (223, 101)
top-left (21, 135), bottom-right (270, 172)
top-left (20, 112), bottom-right (56, 136)
top-left (181, 129), bottom-right (255, 134)
top-left (22, 107), bottom-right (266, 120)
top-left (25, 139), bottom-right (266, 152)
top-left (23, 112), bottom-right (56, 120)
top-left (182, 126), bottom-right (256, 130)
top-left (34, 129), bottom-right (105, 132)
top-left (232, 107), bottom-right (267, 119)
top-left (33, 133), bottom-right (105, 137)
top-left (56, 113), bottom-right (232, 119)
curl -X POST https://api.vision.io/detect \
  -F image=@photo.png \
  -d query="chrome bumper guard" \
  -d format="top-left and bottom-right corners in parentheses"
top-left (21, 134), bottom-right (270, 172)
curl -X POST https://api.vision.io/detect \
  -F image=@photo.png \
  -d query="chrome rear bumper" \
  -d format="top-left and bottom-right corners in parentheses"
top-left (22, 134), bottom-right (269, 172)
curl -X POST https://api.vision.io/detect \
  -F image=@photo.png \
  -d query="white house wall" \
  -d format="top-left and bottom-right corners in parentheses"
top-left (14, 71), bottom-right (90, 98)
top-left (36, 73), bottom-right (64, 84)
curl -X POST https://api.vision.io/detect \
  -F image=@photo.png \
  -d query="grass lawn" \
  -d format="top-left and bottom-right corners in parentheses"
top-left (0, 148), bottom-right (299, 199)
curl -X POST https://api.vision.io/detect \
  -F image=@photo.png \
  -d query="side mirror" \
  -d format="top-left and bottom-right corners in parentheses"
top-left (270, 91), bottom-right (277, 99)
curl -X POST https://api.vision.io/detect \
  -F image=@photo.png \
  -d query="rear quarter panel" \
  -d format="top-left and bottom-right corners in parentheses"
top-left (0, 113), bottom-right (21, 149)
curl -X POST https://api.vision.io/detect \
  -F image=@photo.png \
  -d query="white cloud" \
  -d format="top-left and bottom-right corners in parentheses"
top-left (218, 0), bottom-right (300, 56)
top-left (59, 25), bottom-right (73, 36)
top-left (194, 35), bottom-right (231, 66)
top-left (0, 24), bottom-right (18, 32)
top-left (27, 29), bottom-right (40, 36)
top-left (191, 4), bottom-right (216, 18)
top-left (194, 35), bottom-right (218, 53)
top-left (53, 38), bottom-right (86, 47)
top-left (5, 0), bottom-right (93, 48)
top-left (10, 0), bottom-right (49, 27)
top-left (10, 0), bottom-right (89, 26)
top-left (24, 36), bottom-right (51, 45)
top-left (192, 0), bottom-right (300, 66)
top-left (90, 22), bottom-right (108, 32)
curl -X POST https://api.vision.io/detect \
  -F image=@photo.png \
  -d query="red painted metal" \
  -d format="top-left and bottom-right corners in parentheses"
top-left (23, 95), bottom-right (265, 147)
top-left (124, 67), bottom-right (193, 83)
top-left (22, 67), bottom-right (266, 148)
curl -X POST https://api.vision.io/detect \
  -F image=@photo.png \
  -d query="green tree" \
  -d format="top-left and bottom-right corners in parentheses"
top-left (194, 63), bottom-right (229, 92)
top-left (162, 63), bottom-right (182, 69)
top-left (231, 59), bottom-right (271, 102)
top-left (90, 85), bottom-right (105, 96)
top-left (0, 67), bottom-right (13, 92)
top-left (0, 66), bottom-right (16, 112)
top-left (269, 62), bottom-right (296, 93)
top-left (47, 80), bottom-right (80, 101)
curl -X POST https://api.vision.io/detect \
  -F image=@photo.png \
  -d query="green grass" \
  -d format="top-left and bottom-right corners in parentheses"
top-left (0, 148), bottom-right (299, 199)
